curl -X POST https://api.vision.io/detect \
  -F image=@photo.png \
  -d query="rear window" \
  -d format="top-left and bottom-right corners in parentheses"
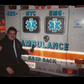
top-left (45, 16), bottom-right (65, 34)
top-left (23, 16), bottom-right (40, 33)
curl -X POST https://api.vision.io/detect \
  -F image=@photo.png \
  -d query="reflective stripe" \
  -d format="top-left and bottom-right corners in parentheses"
top-left (22, 46), bottom-right (84, 61)
top-left (13, 40), bottom-right (17, 58)
top-left (22, 46), bottom-right (66, 53)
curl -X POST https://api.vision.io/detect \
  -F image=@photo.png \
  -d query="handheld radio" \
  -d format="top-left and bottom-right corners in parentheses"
top-left (30, 44), bottom-right (35, 52)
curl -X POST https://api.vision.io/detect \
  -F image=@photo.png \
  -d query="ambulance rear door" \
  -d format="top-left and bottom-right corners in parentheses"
top-left (42, 9), bottom-right (69, 66)
top-left (20, 8), bottom-right (69, 73)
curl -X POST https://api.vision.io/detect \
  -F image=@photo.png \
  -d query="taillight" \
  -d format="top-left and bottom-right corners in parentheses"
top-left (41, 6), bottom-right (45, 9)
top-left (9, 5), bottom-right (17, 9)
top-left (63, 68), bottom-right (78, 75)
top-left (75, 5), bottom-right (84, 8)
top-left (21, 5), bottom-right (29, 9)
top-left (47, 6), bottom-right (51, 9)
top-left (59, 5), bottom-right (69, 8)
top-left (35, 6), bottom-right (39, 9)
top-left (35, 5), bottom-right (51, 9)
top-left (67, 69), bottom-right (73, 74)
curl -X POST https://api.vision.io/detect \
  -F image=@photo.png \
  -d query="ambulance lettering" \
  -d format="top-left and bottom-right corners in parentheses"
top-left (49, 10), bottom-right (62, 16)
top-left (21, 40), bottom-right (69, 50)
top-left (28, 56), bottom-right (56, 64)
top-left (26, 11), bottom-right (36, 16)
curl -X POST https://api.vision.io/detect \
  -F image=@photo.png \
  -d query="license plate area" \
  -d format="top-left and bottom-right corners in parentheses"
top-left (25, 61), bottom-right (36, 69)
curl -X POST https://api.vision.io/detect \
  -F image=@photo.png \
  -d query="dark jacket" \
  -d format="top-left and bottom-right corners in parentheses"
top-left (0, 35), bottom-right (28, 69)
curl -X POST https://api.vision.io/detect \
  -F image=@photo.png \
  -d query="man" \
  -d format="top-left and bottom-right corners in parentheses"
top-left (0, 27), bottom-right (32, 77)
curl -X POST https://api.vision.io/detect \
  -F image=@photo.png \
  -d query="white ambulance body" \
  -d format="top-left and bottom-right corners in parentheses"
top-left (5, 5), bottom-right (84, 76)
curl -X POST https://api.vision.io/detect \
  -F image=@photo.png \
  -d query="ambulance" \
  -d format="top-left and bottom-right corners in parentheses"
top-left (5, 5), bottom-right (84, 76)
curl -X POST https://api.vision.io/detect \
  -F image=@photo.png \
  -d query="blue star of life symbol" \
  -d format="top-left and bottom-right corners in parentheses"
top-left (48, 18), bottom-right (62, 32)
top-left (25, 18), bottom-right (37, 31)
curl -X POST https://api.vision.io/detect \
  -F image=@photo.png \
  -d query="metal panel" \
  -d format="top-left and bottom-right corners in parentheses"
top-left (68, 8), bottom-right (84, 52)
top-left (43, 9), bottom-right (69, 48)
top-left (5, 5), bottom-right (21, 40)
top-left (21, 9), bottom-right (69, 45)
top-left (21, 10), bottom-right (42, 42)
top-left (67, 8), bottom-right (84, 69)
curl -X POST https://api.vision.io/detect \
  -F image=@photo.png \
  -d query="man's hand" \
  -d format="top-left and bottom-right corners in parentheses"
top-left (28, 49), bottom-right (33, 54)
top-left (6, 67), bottom-right (14, 75)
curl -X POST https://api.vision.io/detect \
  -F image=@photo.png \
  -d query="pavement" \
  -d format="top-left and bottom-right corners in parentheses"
top-left (27, 71), bottom-right (60, 77)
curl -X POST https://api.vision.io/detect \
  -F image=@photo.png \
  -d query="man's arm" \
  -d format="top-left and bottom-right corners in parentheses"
top-left (21, 47), bottom-right (29, 55)
top-left (21, 45), bottom-right (32, 55)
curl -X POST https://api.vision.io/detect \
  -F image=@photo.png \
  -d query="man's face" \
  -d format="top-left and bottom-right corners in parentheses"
top-left (7, 30), bottom-right (16, 41)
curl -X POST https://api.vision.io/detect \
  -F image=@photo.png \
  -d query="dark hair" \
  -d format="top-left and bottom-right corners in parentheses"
top-left (7, 27), bottom-right (17, 34)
